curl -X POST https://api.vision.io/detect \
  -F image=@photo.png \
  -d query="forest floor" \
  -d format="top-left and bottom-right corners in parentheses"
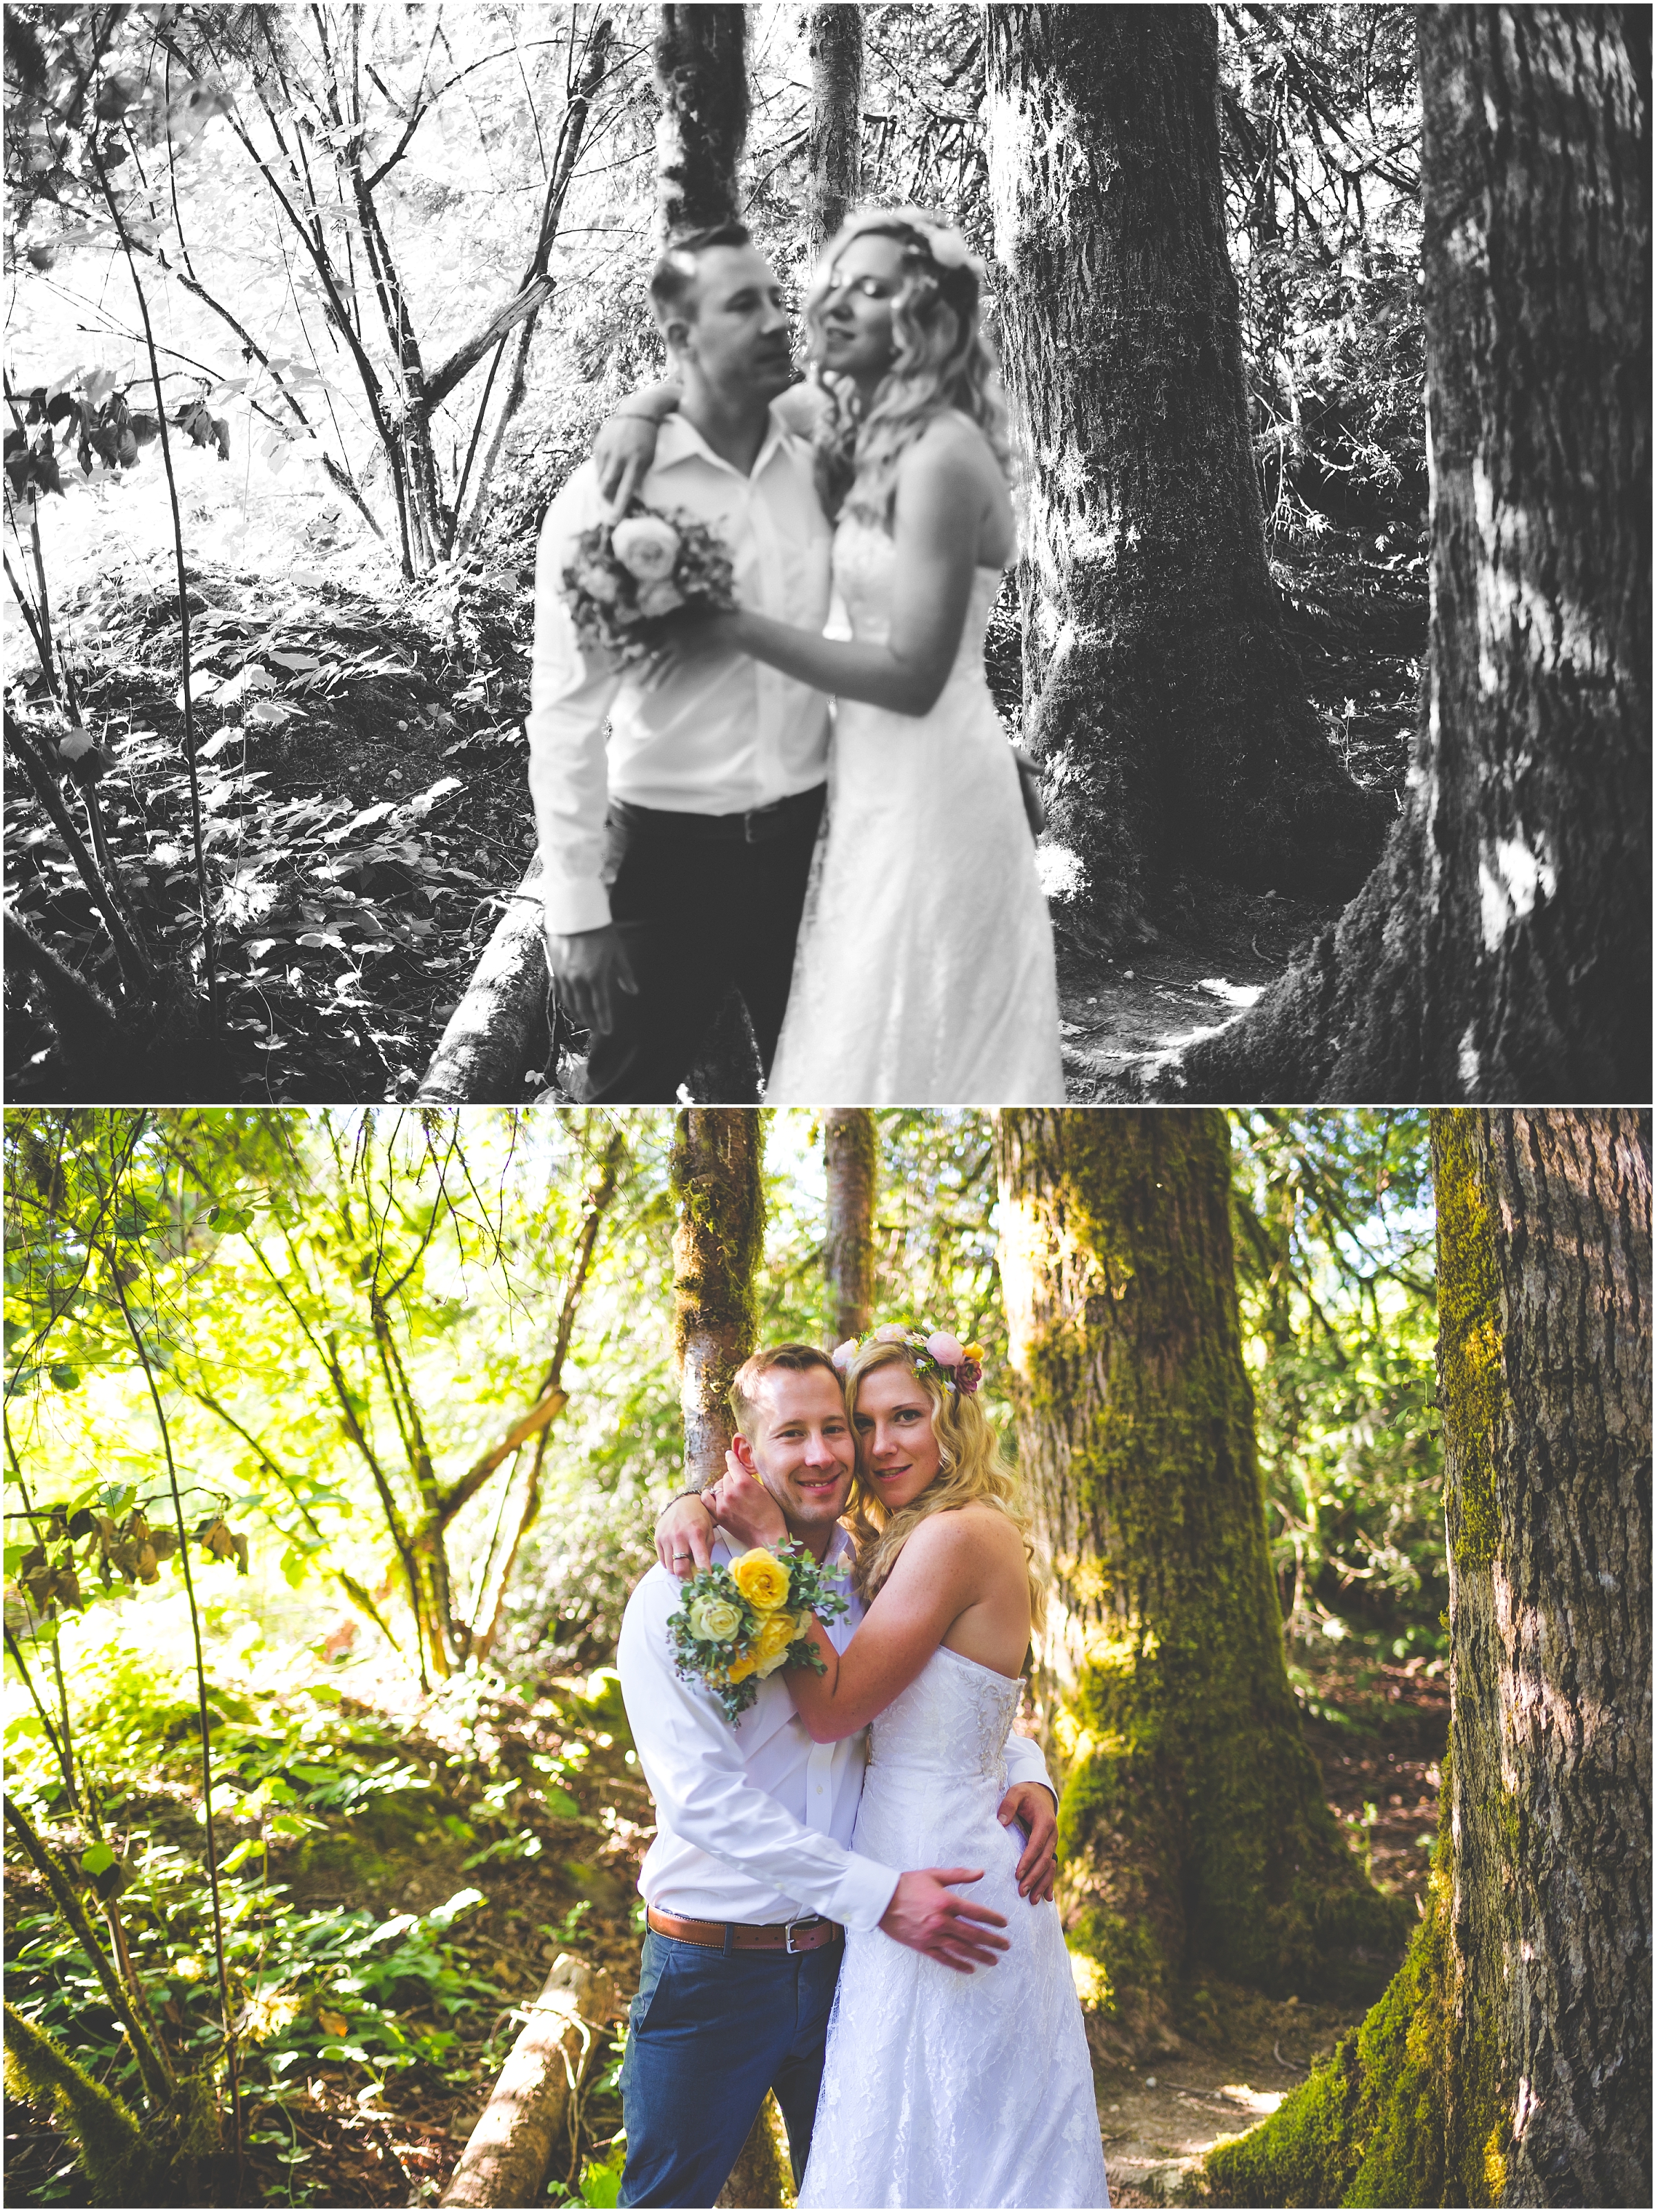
top-left (4, 477), bottom-right (1422, 1103)
top-left (3, 1641), bottom-right (1448, 2209)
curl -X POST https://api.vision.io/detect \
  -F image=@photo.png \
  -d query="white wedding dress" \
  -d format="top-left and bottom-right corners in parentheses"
top-left (798, 1646), bottom-right (1110, 2209)
top-left (766, 517), bottom-right (1065, 1104)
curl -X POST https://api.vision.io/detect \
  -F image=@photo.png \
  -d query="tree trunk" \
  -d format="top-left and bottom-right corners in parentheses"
top-left (983, 6), bottom-right (1386, 939)
top-left (684, 987), bottom-right (765, 1104)
top-left (440, 1955), bottom-right (618, 2206)
top-left (671, 1108), bottom-right (765, 1491)
top-left (713, 2094), bottom-right (794, 2209)
top-left (994, 1109), bottom-right (1406, 2055)
top-left (805, 4), bottom-right (862, 251)
top-left (653, 5), bottom-right (749, 242)
top-left (1158, 8), bottom-right (1650, 1103)
top-left (823, 1108), bottom-right (876, 1343)
top-left (1199, 1110), bottom-right (1651, 2209)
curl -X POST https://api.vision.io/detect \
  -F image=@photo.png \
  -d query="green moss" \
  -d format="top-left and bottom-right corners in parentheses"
top-left (1430, 1114), bottom-right (1506, 1567)
top-left (3, 2001), bottom-right (219, 2206)
top-left (669, 1108), bottom-right (766, 1413)
top-left (1015, 1113), bottom-right (1410, 2028)
top-left (1194, 1756), bottom-right (1508, 2209)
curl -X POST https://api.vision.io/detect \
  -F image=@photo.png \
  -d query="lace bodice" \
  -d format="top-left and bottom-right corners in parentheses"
top-left (831, 514), bottom-right (1005, 697)
top-left (869, 1644), bottom-right (1024, 1790)
top-left (798, 1641), bottom-right (1110, 2208)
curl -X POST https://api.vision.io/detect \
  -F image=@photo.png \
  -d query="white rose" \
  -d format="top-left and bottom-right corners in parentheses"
top-left (689, 1593), bottom-right (742, 1643)
top-left (611, 515), bottom-right (681, 582)
top-left (636, 579), bottom-right (684, 620)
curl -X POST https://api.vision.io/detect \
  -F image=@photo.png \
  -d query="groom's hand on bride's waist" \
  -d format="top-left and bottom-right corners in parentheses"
top-left (997, 1781), bottom-right (1058, 1905)
top-left (545, 924), bottom-right (639, 1035)
top-left (879, 1868), bottom-right (1011, 1973)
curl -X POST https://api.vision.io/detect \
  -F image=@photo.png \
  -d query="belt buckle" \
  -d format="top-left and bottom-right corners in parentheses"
top-left (783, 1914), bottom-right (821, 1954)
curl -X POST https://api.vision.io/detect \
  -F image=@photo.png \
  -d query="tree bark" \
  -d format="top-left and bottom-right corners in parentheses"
top-left (823, 1108), bottom-right (876, 1343)
top-left (684, 987), bottom-right (765, 1104)
top-left (653, 5), bottom-right (749, 242)
top-left (671, 1108), bottom-right (765, 1491)
top-left (1158, 8), bottom-right (1650, 1102)
top-left (1199, 1108), bottom-right (1651, 2209)
top-left (440, 1955), bottom-right (618, 2207)
top-left (983, 6), bottom-right (1386, 939)
top-left (994, 1108), bottom-right (1406, 2054)
top-left (805, 4), bottom-right (862, 251)
top-left (714, 2093), bottom-right (794, 2209)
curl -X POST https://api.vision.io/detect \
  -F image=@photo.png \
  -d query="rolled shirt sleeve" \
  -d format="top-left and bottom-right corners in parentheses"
top-left (525, 465), bottom-right (621, 937)
top-left (618, 1569), bottom-right (901, 1933)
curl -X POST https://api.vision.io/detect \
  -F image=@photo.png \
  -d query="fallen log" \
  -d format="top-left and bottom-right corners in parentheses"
top-left (440, 1952), bottom-right (618, 2208)
top-left (416, 856), bottom-right (551, 1103)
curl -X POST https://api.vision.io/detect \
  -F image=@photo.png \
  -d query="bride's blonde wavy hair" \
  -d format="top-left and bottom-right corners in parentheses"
top-left (842, 1338), bottom-right (1041, 1618)
top-left (803, 206), bottom-right (1014, 529)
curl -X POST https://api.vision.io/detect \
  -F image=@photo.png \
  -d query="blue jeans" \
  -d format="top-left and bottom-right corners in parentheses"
top-left (618, 1928), bottom-right (843, 2208)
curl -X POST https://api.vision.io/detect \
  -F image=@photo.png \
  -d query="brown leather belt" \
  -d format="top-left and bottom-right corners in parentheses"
top-left (647, 1906), bottom-right (843, 1955)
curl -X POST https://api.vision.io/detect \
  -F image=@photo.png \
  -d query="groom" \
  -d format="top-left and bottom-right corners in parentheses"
top-left (614, 1342), bottom-right (1058, 2208)
top-left (526, 223), bottom-right (831, 1103)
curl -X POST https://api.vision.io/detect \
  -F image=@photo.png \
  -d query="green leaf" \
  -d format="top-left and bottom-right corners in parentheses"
top-left (80, 1841), bottom-right (116, 1877)
top-left (48, 1363), bottom-right (80, 1390)
top-left (218, 1837), bottom-right (264, 1875)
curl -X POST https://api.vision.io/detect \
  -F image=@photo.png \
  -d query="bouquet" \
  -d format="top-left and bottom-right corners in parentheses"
top-left (667, 1543), bottom-right (849, 1723)
top-left (560, 502), bottom-right (737, 669)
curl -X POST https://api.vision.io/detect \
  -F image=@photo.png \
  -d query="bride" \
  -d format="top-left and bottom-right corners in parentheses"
top-left (598, 207), bottom-right (1064, 1105)
top-left (659, 1327), bottom-right (1107, 2209)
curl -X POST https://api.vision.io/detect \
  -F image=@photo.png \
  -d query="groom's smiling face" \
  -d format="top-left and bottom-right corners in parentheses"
top-left (733, 1367), bottom-right (855, 1542)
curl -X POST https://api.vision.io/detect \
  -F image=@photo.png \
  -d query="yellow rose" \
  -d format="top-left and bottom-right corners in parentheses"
top-left (731, 1549), bottom-right (791, 1614)
top-left (751, 1611), bottom-right (801, 1678)
top-left (723, 1650), bottom-right (758, 1684)
top-left (963, 1342), bottom-right (985, 1364)
top-left (689, 1594), bottom-right (743, 1643)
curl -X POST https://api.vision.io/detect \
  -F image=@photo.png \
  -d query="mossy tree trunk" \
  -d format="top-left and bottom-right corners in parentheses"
top-left (805, 3), bottom-right (862, 251)
top-left (983, 6), bottom-right (1386, 939)
top-left (823, 1108), bottom-right (875, 1343)
top-left (1199, 1108), bottom-right (1651, 2209)
top-left (671, 1108), bottom-right (765, 1492)
top-left (653, 4), bottom-right (749, 244)
top-left (1161, 8), bottom-right (1650, 1102)
top-left (994, 1108), bottom-right (1406, 2053)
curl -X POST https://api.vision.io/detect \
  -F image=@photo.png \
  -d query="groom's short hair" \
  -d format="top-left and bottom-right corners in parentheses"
top-left (728, 1342), bottom-right (840, 1433)
top-left (650, 220), bottom-right (753, 326)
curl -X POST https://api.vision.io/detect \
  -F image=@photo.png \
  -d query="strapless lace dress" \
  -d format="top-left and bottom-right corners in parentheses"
top-left (797, 1647), bottom-right (1109, 2209)
top-left (766, 517), bottom-right (1065, 1104)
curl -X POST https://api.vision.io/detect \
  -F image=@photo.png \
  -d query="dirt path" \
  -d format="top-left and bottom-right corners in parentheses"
top-left (1054, 881), bottom-right (1341, 1101)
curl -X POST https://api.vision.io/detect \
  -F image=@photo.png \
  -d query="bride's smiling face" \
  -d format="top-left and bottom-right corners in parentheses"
top-left (854, 1360), bottom-right (942, 1511)
top-left (814, 233), bottom-right (905, 384)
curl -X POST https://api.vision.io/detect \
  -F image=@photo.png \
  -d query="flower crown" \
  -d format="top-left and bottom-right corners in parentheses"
top-left (831, 1322), bottom-right (985, 1396)
top-left (839, 204), bottom-right (987, 288)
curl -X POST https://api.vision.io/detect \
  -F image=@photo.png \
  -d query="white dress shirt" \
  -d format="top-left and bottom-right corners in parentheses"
top-left (526, 405), bottom-right (834, 936)
top-left (617, 1527), bottom-right (1056, 1935)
